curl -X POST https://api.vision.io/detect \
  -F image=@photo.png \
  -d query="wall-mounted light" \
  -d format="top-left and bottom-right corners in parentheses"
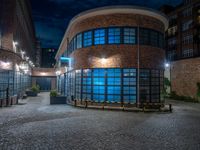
top-left (165, 63), bottom-right (170, 68)
top-left (13, 41), bottom-right (18, 45)
top-left (55, 71), bottom-right (61, 75)
top-left (41, 72), bottom-right (46, 76)
top-left (101, 58), bottom-right (107, 64)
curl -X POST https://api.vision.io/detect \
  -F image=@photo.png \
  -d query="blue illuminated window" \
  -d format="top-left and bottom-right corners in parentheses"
top-left (76, 33), bottom-right (82, 49)
top-left (73, 37), bottom-right (77, 50)
top-left (108, 28), bottom-right (120, 44)
top-left (94, 29), bottom-right (105, 45)
top-left (83, 31), bottom-right (92, 47)
top-left (124, 28), bottom-right (136, 44)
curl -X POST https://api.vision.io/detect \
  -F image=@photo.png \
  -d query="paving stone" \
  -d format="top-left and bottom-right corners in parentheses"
top-left (0, 93), bottom-right (200, 150)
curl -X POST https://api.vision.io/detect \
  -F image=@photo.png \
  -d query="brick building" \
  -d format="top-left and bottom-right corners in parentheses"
top-left (55, 6), bottom-right (168, 106)
top-left (0, 0), bottom-right (36, 105)
top-left (161, 0), bottom-right (200, 98)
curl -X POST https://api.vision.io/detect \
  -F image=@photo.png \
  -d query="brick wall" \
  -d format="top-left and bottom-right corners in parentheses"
top-left (68, 14), bottom-right (165, 41)
top-left (66, 13), bottom-right (166, 70)
top-left (171, 57), bottom-right (200, 97)
top-left (71, 45), bottom-right (165, 70)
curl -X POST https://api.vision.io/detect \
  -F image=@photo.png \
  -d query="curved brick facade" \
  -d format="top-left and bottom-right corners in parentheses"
top-left (71, 45), bottom-right (165, 70)
top-left (56, 6), bottom-right (168, 104)
top-left (67, 13), bottom-right (166, 70)
top-left (68, 14), bottom-right (165, 41)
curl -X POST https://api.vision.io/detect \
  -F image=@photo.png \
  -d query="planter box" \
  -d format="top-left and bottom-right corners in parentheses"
top-left (50, 96), bottom-right (67, 104)
top-left (26, 90), bottom-right (38, 97)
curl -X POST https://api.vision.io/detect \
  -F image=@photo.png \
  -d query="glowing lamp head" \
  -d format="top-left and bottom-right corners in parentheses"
top-left (101, 58), bottom-right (107, 64)
top-left (165, 63), bottom-right (170, 68)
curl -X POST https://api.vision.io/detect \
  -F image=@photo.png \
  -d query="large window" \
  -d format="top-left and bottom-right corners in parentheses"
top-left (182, 34), bottom-right (193, 45)
top-left (150, 30), bottom-right (158, 47)
top-left (93, 69), bottom-right (105, 102)
top-left (94, 29), bottom-right (105, 45)
top-left (83, 31), bottom-right (92, 47)
top-left (124, 28), bottom-right (136, 44)
top-left (82, 69), bottom-right (92, 100)
top-left (67, 27), bottom-right (164, 55)
top-left (182, 49), bottom-right (193, 58)
top-left (108, 28), bottom-right (121, 44)
top-left (123, 69), bottom-right (137, 103)
top-left (107, 69), bottom-right (121, 102)
top-left (140, 69), bottom-right (150, 102)
top-left (57, 68), bottom-right (162, 104)
top-left (76, 33), bottom-right (82, 49)
top-left (140, 28), bottom-right (149, 45)
top-left (182, 20), bottom-right (193, 31)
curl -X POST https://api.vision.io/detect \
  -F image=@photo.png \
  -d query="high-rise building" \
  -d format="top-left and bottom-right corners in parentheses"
top-left (161, 0), bottom-right (200, 97)
top-left (41, 48), bottom-right (57, 68)
top-left (0, 0), bottom-right (36, 105)
top-left (35, 39), bottom-right (42, 67)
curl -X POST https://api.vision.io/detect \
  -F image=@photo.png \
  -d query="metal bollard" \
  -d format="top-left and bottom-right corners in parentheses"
top-left (169, 104), bottom-right (172, 112)
top-left (6, 88), bottom-right (9, 107)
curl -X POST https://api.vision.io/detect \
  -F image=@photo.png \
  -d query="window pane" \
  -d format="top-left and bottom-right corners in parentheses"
top-left (77, 33), bottom-right (82, 49)
top-left (94, 29), bottom-right (105, 45)
top-left (124, 28), bottom-right (136, 44)
top-left (83, 31), bottom-right (92, 47)
top-left (108, 28), bottom-right (121, 44)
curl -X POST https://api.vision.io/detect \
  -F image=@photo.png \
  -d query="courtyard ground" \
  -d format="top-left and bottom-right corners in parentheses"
top-left (0, 92), bottom-right (200, 150)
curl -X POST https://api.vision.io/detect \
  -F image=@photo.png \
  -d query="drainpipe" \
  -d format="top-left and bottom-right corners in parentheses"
top-left (137, 26), bottom-right (140, 107)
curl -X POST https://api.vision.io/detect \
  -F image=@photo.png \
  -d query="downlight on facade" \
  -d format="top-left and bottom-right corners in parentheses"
top-left (55, 6), bottom-right (168, 106)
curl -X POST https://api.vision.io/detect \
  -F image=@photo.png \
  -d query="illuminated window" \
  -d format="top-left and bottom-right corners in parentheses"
top-left (94, 29), bottom-right (105, 45)
top-left (182, 49), bottom-right (193, 58)
top-left (83, 31), bottom-right (92, 47)
top-left (124, 28), bottom-right (136, 44)
top-left (182, 20), bottom-right (193, 31)
top-left (182, 34), bottom-right (193, 44)
top-left (76, 33), bottom-right (82, 49)
top-left (108, 28), bottom-right (121, 44)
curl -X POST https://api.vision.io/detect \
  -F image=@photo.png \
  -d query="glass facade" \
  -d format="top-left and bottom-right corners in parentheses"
top-left (57, 68), bottom-right (163, 104)
top-left (67, 27), bottom-right (164, 56)
top-left (0, 70), bottom-right (31, 99)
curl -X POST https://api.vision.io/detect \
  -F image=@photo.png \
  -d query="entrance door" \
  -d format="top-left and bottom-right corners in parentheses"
top-left (36, 77), bottom-right (51, 91)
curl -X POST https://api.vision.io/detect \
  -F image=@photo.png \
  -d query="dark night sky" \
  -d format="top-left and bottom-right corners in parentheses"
top-left (30, 0), bottom-right (182, 49)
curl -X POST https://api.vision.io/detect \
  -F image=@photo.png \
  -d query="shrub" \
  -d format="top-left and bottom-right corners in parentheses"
top-left (197, 82), bottom-right (200, 101)
top-left (163, 77), bottom-right (171, 97)
top-left (50, 90), bottom-right (58, 97)
top-left (31, 85), bottom-right (40, 93)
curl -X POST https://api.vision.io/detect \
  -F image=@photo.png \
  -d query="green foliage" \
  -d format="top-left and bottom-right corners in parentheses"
top-left (170, 91), bottom-right (198, 103)
top-left (31, 85), bottom-right (40, 93)
top-left (50, 90), bottom-right (58, 97)
top-left (163, 77), bottom-right (171, 97)
top-left (196, 82), bottom-right (200, 101)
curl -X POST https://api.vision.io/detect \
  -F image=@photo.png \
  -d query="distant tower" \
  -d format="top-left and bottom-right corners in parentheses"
top-left (35, 39), bottom-right (41, 67)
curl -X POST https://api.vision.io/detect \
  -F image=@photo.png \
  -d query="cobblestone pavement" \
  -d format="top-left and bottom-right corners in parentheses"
top-left (0, 93), bottom-right (200, 150)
